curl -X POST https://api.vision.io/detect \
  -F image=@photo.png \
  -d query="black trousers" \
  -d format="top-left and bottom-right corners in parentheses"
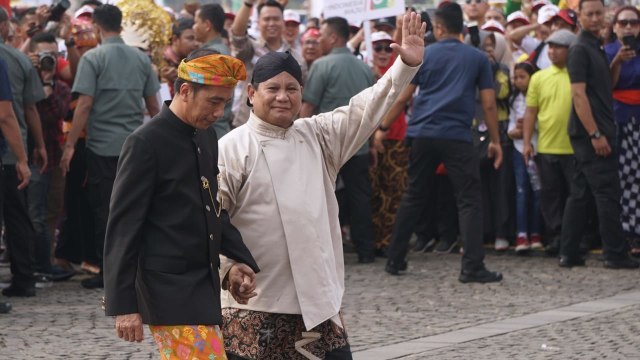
top-left (227, 345), bottom-right (352, 360)
top-left (56, 139), bottom-right (97, 264)
top-left (86, 149), bottom-right (118, 269)
top-left (561, 151), bottom-right (628, 260)
top-left (338, 154), bottom-right (374, 259)
top-left (1, 165), bottom-right (35, 288)
top-left (415, 174), bottom-right (458, 244)
top-left (387, 138), bottom-right (485, 272)
top-left (480, 141), bottom-right (514, 240)
top-left (537, 154), bottom-right (574, 240)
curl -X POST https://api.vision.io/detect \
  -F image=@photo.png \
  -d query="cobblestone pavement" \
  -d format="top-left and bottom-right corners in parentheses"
top-left (0, 249), bottom-right (639, 359)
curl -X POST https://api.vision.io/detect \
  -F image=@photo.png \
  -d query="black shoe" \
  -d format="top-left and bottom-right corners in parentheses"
top-left (558, 256), bottom-right (586, 268)
top-left (434, 239), bottom-right (458, 254)
top-left (81, 274), bottom-right (104, 289)
top-left (358, 255), bottom-right (375, 264)
top-left (458, 268), bottom-right (503, 283)
top-left (414, 237), bottom-right (436, 252)
top-left (0, 302), bottom-right (10, 313)
top-left (385, 260), bottom-right (407, 275)
top-left (603, 257), bottom-right (640, 269)
top-left (47, 266), bottom-right (76, 282)
top-left (2, 285), bottom-right (35, 297)
top-left (545, 238), bottom-right (560, 256)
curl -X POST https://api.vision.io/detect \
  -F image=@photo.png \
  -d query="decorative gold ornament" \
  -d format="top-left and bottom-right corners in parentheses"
top-left (116, 0), bottom-right (172, 67)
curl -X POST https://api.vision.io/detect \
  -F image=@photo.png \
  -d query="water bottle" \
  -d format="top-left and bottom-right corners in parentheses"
top-left (527, 160), bottom-right (541, 191)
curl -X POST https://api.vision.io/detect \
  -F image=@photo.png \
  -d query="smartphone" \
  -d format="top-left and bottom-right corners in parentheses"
top-left (622, 35), bottom-right (638, 50)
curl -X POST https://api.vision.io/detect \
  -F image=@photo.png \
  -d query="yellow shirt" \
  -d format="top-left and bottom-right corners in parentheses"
top-left (526, 64), bottom-right (574, 155)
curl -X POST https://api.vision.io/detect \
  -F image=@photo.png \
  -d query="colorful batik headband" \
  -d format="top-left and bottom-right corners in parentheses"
top-left (177, 54), bottom-right (247, 87)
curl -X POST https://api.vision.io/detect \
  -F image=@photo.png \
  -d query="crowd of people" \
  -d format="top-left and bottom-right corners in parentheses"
top-left (0, 0), bottom-right (638, 357)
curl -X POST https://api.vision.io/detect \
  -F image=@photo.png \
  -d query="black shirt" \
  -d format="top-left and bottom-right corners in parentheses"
top-left (567, 31), bottom-right (616, 159)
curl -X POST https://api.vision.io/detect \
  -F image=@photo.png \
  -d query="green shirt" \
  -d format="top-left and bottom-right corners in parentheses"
top-left (303, 47), bottom-right (375, 156)
top-left (526, 64), bottom-right (573, 155)
top-left (72, 36), bottom-right (160, 156)
top-left (0, 40), bottom-right (46, 165)
top-left (200, 38), bottom-right (232, 139)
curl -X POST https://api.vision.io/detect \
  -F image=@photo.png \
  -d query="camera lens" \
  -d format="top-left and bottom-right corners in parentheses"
top-left (39, 53), bottom-right (56, 72)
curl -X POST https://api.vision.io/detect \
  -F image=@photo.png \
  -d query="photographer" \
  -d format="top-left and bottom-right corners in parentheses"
top-left (27, 31), bottom-right (73, 284)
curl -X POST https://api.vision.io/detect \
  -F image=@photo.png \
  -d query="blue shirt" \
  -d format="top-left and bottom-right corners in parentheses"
top-left (0, 58), bottom-right (10, 156)
top-left (604, 40), bottom-right (640, 125)
top-left (407, 39), bottom-right (494, 142)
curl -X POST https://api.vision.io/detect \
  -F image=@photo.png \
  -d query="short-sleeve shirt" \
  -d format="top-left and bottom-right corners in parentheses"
top-left (0, 40), bottom-right (46, 165)
top-left (567, 31), bottom-right (616, 141)
top-left (407, 39), bottom-right (494, 142)
top-left (303, 47), bottom-right (375, 156)
top-left (526, 64), bottom-right (573, 155)
top-left (72, 36), bottom-right (160, 157)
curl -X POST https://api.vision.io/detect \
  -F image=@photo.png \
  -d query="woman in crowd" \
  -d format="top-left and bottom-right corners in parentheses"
top-left (605, 6), bottom-right (640, 256)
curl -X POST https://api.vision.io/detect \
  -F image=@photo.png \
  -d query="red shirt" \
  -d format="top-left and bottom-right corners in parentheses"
top-left (376, 55), bottom-right (407, 141)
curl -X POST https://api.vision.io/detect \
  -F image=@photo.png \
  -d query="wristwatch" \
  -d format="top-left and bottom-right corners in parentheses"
top-left (589, 130), bottom-right (602, 139)
top-left (378, 124), bottom-right (389, 132)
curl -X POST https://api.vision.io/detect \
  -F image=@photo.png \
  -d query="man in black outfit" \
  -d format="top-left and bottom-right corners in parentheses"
top-left (560, 0), bottom-right (638, 269)
top-left (103, 50), bottom-right (259, 355)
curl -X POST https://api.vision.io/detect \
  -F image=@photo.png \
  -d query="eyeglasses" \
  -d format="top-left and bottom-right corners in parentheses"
top-left (617, 19), bottom-right (640, 27)
top-left (374, 45), bottom-right (393, 53)
top-left (303, 39), bottom-right (319, 46)
top-left (465, 0), bottom-right (485, 4)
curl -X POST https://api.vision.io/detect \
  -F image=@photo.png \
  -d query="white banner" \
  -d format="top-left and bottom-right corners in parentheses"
top-left (320, 0), bottom-right (405, 23)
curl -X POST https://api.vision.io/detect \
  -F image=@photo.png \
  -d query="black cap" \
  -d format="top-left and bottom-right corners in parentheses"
top-left (374, 17), bottom-right (396, 31)
top-left (247, 51), bottom-right (302, 107)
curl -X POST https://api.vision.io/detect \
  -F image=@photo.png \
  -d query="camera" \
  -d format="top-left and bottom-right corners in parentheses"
top-left (39, 52), bottom-right (57, 72)
top-left (48, 0), bottom-right (70, 22)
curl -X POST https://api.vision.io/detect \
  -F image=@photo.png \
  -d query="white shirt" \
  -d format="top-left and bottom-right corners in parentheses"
top-left (218, 58), bottom-right (419, 330)
top-left (509, 92), bottom-right (537, 153)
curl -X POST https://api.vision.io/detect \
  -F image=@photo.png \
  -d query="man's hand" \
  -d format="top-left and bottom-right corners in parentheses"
top-left (522, 143), bottom-right (534, 164)
top-left (160, 66), bottom-right (178, 83)
top-left (391, 12), bottom-right (426, 67)
top-left (33, 146), bottom-right (47, 173)
top-left (592, 137), bottom-right (612, 157)
top-left (227, 263), bottom-right (257, 305)
top-left (60, 145), bottom-right (74, 174)
top-left (35, 5), bottom-right (50, 27)
top-left (115, 313), bottom-right (144, 342)
top-left (372, 129), bottom-right (386, 153)
top-left (15, 161), bottom-right (31, 190)
top-left (488, 142), bottom-right (503, 169)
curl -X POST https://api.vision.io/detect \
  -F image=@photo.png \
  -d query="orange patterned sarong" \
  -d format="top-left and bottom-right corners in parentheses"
top-left (149, 325), bottom-right (227, 360)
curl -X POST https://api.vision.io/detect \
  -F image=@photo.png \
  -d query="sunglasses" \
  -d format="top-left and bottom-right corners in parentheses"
top-left (374, 45), bottom-right (393, 53)
top-left (617, 19), bottom-right (640, 27)
top-left (465, 0), bottom-right (485, 4)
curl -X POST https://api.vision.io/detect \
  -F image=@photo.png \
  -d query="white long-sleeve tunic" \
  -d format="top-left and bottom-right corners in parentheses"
top-left (217, 58), bottom-right (420, 330)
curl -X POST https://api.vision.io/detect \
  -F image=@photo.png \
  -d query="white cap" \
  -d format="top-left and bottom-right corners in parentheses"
top-left (537, 4), bottom-right (559, 25)
top-left (481, 20), bottom-right (505, 34)
top-left (371, 31), bottom-right (393, 43)
top-left (283, 9), bottom-right (301, 24)
top-left (506, 11), bottom-right (530, 26)
top-left (74, 5), bottom-right (95, 19)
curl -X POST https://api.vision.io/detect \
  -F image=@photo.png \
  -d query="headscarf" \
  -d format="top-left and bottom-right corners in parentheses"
top-left (177, 54), bottom-right (247, 87)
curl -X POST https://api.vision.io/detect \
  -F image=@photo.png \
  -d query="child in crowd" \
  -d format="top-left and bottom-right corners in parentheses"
top-left (508, 62), bottom-right (542, 253)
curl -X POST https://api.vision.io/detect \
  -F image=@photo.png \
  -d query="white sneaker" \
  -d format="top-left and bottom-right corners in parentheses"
top-left (495, 238), bottom-right (510, 251)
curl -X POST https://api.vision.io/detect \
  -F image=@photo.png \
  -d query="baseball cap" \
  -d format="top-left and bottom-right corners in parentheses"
top-left (506, 11), bottom-right (530, 26)
top-left (551, 9), bottom-right (577, 27)
top-left (371, 31), bottom-right (393, 43)
top-left (537, 4), bottom-right (559, 25)
top-left (531, 0), bottom-right (549, 13)
top-left (546, 29), bottom-right (576, 47)
top-left (74, 4), bottom-right (94, 19)
top-left (481, 19), bottom-right (505, 34)
top-left (283, 9), bottom-right (301, 25)
top-left (348, 20), bottom-right (361, 32)
top-left (374, 17), bottom-right (396, 31)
